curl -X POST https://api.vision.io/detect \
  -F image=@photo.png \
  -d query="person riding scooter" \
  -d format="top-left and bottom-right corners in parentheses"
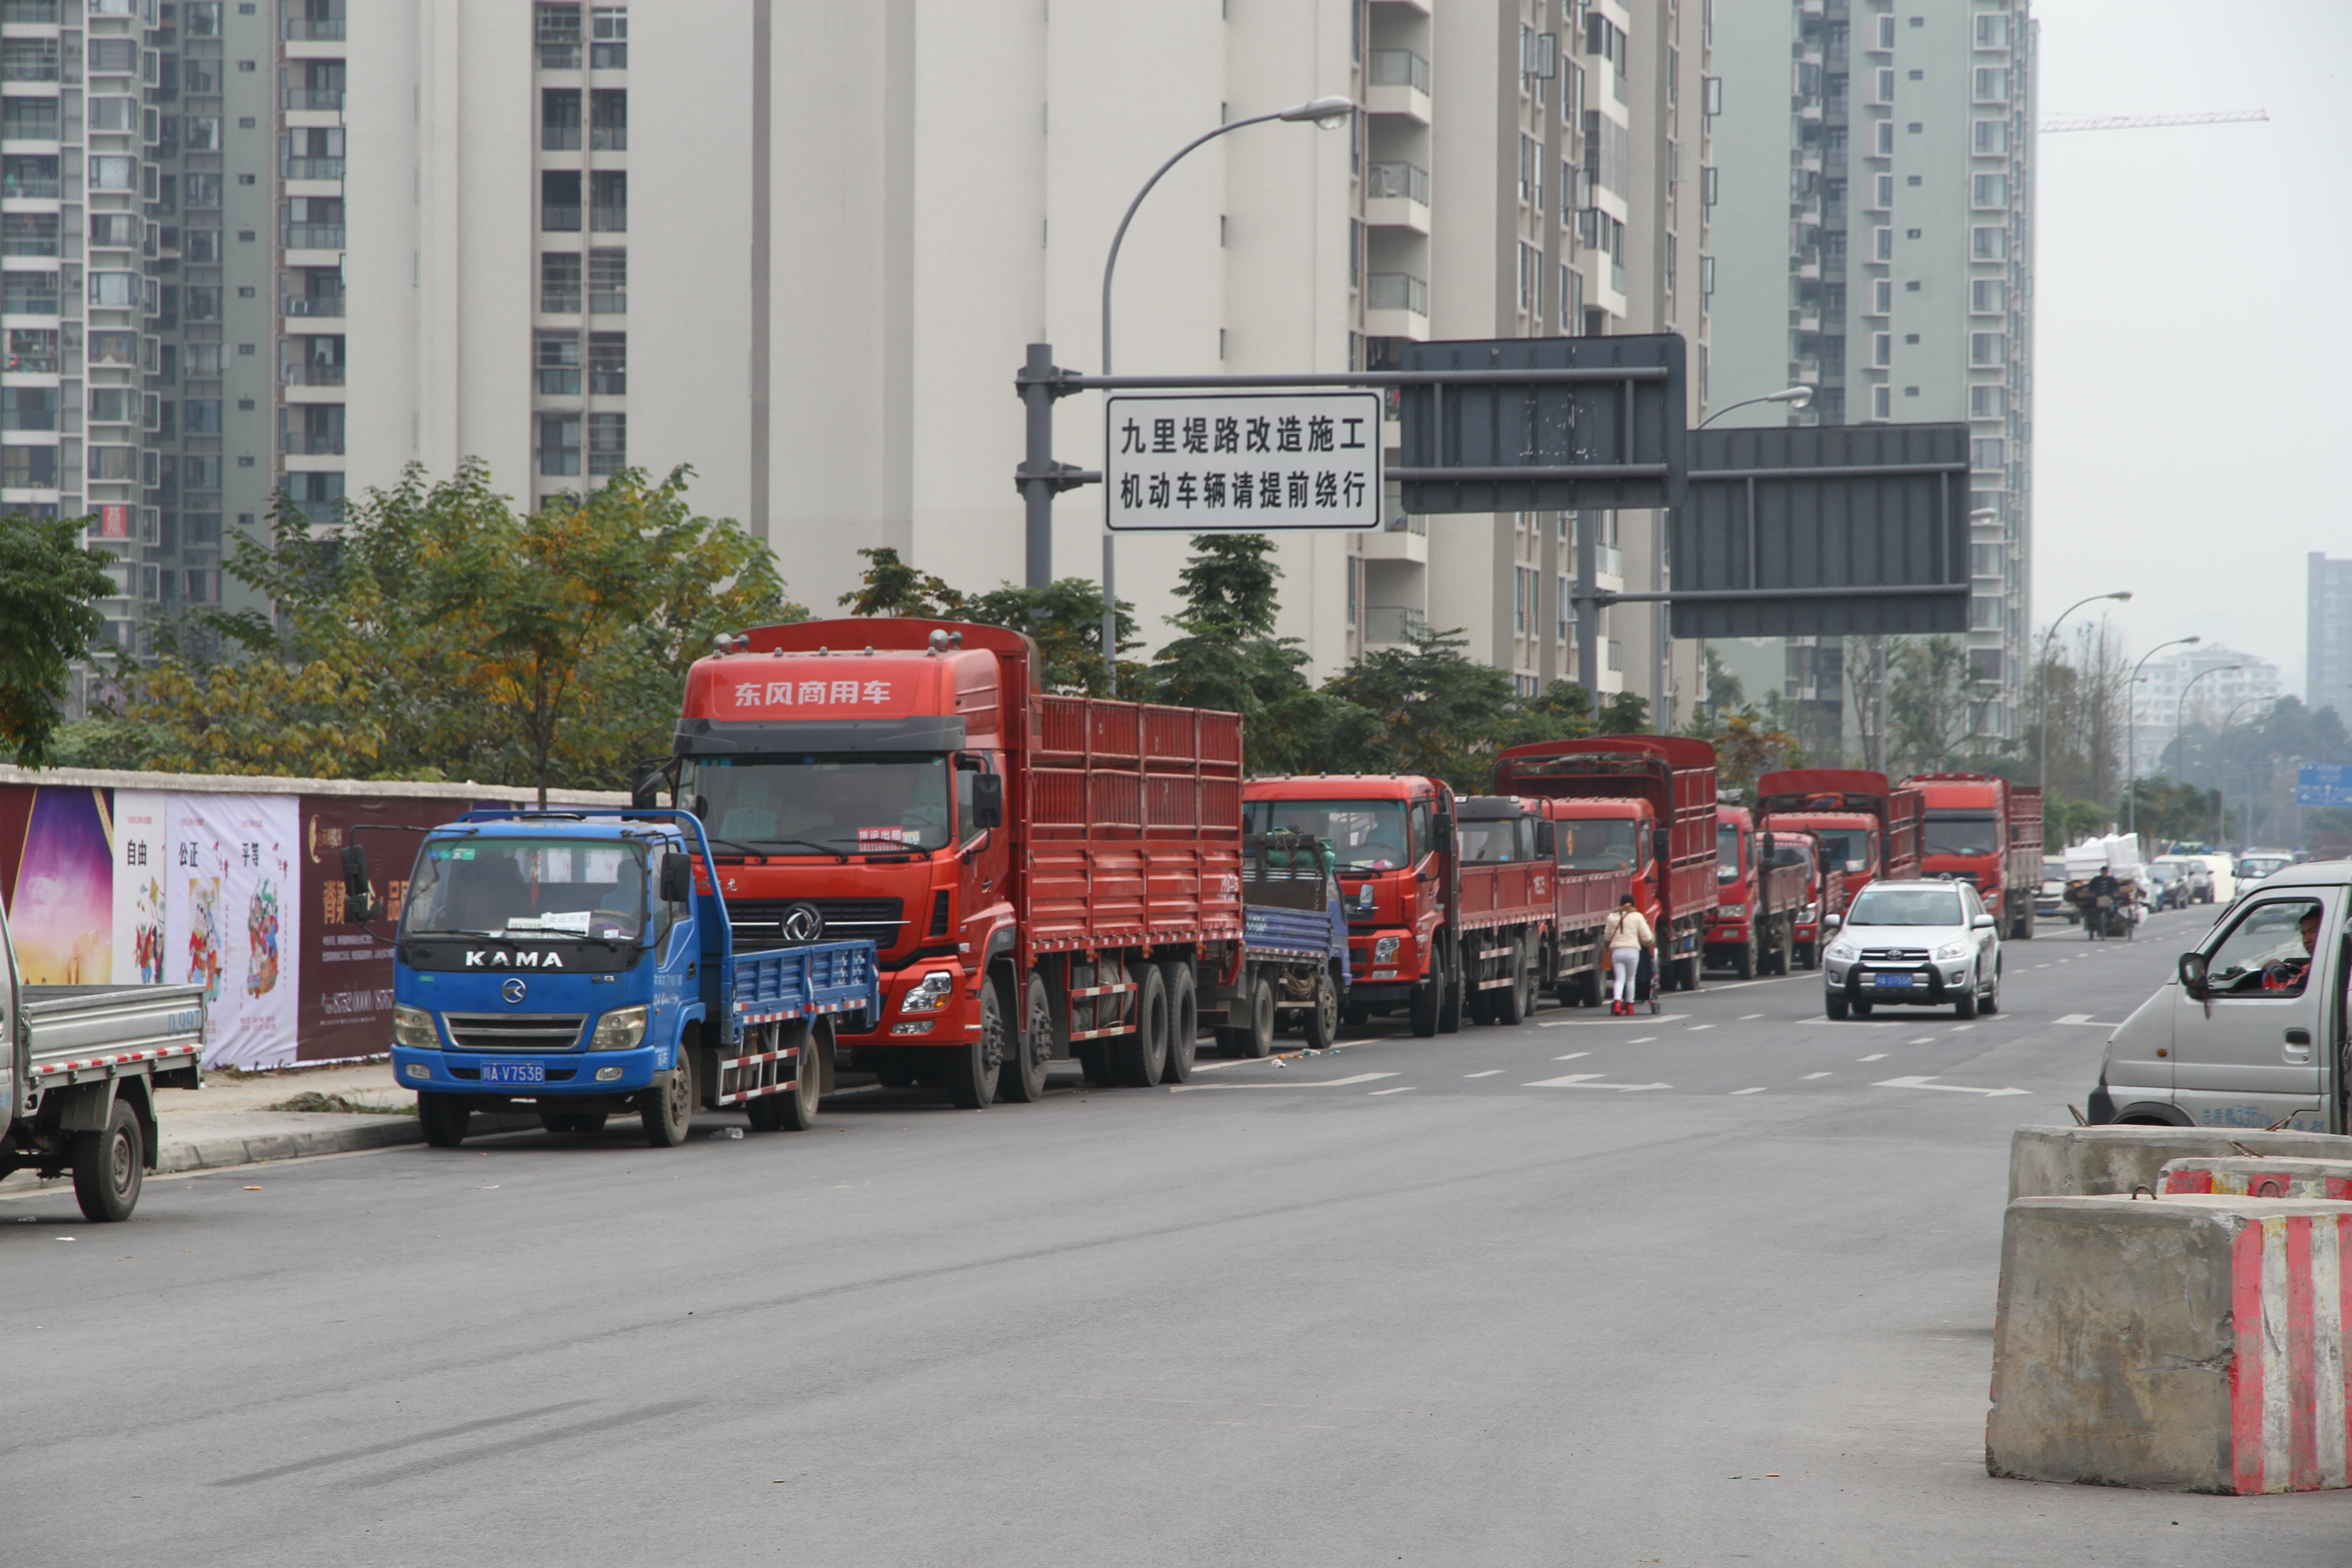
top-left (2082, 868), bottom-right (2121, 939)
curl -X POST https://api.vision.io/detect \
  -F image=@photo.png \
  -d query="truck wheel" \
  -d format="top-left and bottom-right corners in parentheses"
top-left (999, 973), bottom-right (1055, 1103)
top-left (71, 1100), bottom-right (143, 1222)
top-left (1409, 966), bottom-right (1441, 1038)
top-left (1733, 931), bottom-right (1755, 981)
top-left (642, 1054), bottom-right (698, 1147)
top-left (419, 1091), bottom-right (472, 1149)
top-left (1302, 965), bottom-right (1341, 1049)
top-left (1494, 938), bottom-right (1529, 1026)
top-left (1219, 974), bottom-right (1277, 1058)
top-left (1826, 992), bottom-right (1849, 1021)
top-left (1114, 964), bottom-right (1169, 1087)
top-left (946, 980), bottom-right (1007, 1109)
top-left (1157, 962), bottom-right (1199, 1083)
top-left (769, 1023), bottom-right (823, 1129)
top-left (539, 1111), bottom-right (608, 1135)
top-left (1077, 1044), bottom-right (1117, 1086)
top-left (1436, 937), bottom-right (1464, 1035)
top-left (1672, 954), bottom-right (1700, 993)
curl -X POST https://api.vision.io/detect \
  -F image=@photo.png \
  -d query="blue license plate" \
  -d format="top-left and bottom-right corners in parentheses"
top-left (1869, 973), bottom-right (1916, 990)
top-left (481, 1060), bottom-right (546, 1085)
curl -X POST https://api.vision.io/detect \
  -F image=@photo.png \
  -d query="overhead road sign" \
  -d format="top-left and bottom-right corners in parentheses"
top-left (1104, 391), bottom-right (1382, 532)
top-left (2299, 765), bottom-right (2352, 808)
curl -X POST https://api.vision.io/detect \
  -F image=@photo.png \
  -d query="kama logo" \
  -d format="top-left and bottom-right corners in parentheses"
top-left (466, 950), bottom-right (566, 970)
top-left (501, 977), bottom-right (528, 1004)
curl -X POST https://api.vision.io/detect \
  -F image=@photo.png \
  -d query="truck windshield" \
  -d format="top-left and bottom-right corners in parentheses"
top-left (1716, 822), bottom-right (1742, 880)
top-left (686, 754), bottom-right (952, 853)
top-left (1245, 799), bottom-right (1411, 871)
top-left (1558, 818), bottom-right (1639, 872)
top-left (402, 839), bottom-right (648, 940)
top-left (1924, 810), bottom-right (2000, 857)
top-left (1768, 839), bottom-right (1813, 872)
top-left (1813, 830), bottom-right (1867, 872)
top-left (1845, 886), bottom-right (1964, 926)
top-left (1457, 819), bottom-right (1525, 863)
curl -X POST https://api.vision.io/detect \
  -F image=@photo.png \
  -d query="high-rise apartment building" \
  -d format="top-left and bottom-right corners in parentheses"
top-left (1705, 0), bottom-right (2034, 759)
top-left (2311, 553), bottom-right (2352, 725)
top-left (2132, 643), bottom-right (2281, 779)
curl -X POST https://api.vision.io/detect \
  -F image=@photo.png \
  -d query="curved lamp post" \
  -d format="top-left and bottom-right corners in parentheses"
top-left (2036, 590), bottom-right (2132, 799)
top-left (1695, 385), bottom-right (1812, 429)
top-left (2171, 660), bottom-right (2241, 814)
top-left (2124, 635), bottom-right (2199, 838)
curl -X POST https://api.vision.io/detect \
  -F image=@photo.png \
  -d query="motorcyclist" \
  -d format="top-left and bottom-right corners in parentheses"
top-left (2082, 868), bottom-right (2120, 939)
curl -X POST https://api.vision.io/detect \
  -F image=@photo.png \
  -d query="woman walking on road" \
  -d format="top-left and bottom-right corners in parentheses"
top-left (1604, 894), bottom-right (1655, 1016)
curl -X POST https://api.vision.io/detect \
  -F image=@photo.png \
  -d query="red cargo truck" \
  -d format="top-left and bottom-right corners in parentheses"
top-left (1492, 737), bottom-right (1719, 994)
top-left (1762, 828), bottom-right (1828, 969)
top-left (1246, 775), bottom-right (1464, 1036)
top-left (651, 617), bottom-right (1245, 1107)
top-left (1452, 794), bottom-right (1564, 1026)
top-left (1901, 772), bottom-right (2043, 940)
top-left (1705, 805), bottom-right (1813, 979)
top-left (1755, 769), bottom-right (1922, 922)
top-left (1534, 798), bottom-right (1640, 1006)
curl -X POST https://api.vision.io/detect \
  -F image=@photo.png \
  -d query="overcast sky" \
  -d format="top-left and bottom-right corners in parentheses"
top-left (2031, 0), bottom-right (2350, 698)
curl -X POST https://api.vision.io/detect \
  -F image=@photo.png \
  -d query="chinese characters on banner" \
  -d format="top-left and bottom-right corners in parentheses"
top-left (164, 794), bottom-right (301, 1068)
top-left (1103, 392), bottom-right (1384, 533)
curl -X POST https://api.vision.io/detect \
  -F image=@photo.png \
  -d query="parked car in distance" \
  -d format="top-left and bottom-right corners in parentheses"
top-left (2236, 851), bottom-right (2294, 887)
top-left (2151, 854), bottom-right (2214, 906)
top-left (2038, 855), bottom-right (2072, 923)
top-left (1819, 877), bottom-right (2003, 1021)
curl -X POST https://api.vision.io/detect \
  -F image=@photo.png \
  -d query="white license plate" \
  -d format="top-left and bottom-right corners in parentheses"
top-left (481, 1060), bottom-right (546, 1085)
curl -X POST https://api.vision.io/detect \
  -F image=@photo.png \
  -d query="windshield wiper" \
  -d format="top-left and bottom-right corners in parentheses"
top-left (750, 837), bottom-right (856, 863)
top-left (700, 836), bottom-right (769, 857)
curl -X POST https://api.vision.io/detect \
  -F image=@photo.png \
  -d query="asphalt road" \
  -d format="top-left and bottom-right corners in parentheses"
top-left (10, 904), bottom-right (2350, 1566)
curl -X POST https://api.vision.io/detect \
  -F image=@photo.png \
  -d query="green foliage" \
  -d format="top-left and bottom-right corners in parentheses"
top-left (0, 512), bottom-right (115, 765)
top-left (1889, 634), bottom-right (1999, 773)
top-left (965, 578), bottom-right (1135, 696)
top-left (2127, 775), bottom-right (2221, 847)
top-left (2043, 794), bottom-right (2112, 849)
top-left (1684, 706), bottom-right (1797, 804)
top-left (839, 546), bottom-right (968, 619)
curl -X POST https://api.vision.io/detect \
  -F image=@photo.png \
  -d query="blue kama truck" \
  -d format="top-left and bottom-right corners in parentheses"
top-left (355, 808), bottom-right (878, 1147)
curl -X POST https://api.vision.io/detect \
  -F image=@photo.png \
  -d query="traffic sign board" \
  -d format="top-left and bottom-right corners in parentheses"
top-left (2297, 764), bottom-right (2352, 807)
top-left (1104, 391), bottom-right (1382, 532)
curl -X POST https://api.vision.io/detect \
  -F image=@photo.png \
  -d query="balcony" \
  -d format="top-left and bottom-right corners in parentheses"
top-left (1366, 49), bottom-right (1431, 122)
top-left (1363, 604), bottom-right (1427, 646)
top-left (282, 361), bottom-right (345, 387)
top-left (1364, 271), bottom-right (1428, 340)
top-left (589, 205), bottom-right (626, 233)
top-left (542, 205), bottom-right (581, 233)
top-left (283, 292), bottom-right (344, 318)
top-left (282, 429), bottom-right (345, 456)
top-left (285, 18), bottom-right (345, 40)
top-left (0, 0), bottom-right (59, 20)
top-left (282, 223), bottom-right (345, 250)
top-left (1364, 160), bottom-right (1430, 233)
top-left (283, 156), bottom-right (344, 181)
top-left (284, 88), bottom-right (346, 113)
top-left (1360, 514), bottom-right (1428, 564)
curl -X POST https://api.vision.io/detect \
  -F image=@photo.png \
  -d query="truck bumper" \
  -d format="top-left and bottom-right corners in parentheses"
top-left (1704, 919), bottom-right (1752, 945)
top-left (392, 1044), bottom-right (667, 1097)
top-left (1346, 928), bottom-right (1423, 991)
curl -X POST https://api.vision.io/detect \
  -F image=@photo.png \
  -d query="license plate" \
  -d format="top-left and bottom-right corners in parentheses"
top-left (1868, 973), bottom-right (1915, 990)
top-left (481, 1060), bottom-right (546, 1085)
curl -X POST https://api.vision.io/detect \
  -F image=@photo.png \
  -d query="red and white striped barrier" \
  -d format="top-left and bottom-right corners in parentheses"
top-left (2161, 1156), bottom-right (2352, 1203)
top-left (2227, 1210), bottom-right (2352, 1494)
top-left (33, 1042), bottom-right (202, 1076)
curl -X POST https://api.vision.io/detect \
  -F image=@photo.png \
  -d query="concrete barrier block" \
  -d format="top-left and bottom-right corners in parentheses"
top-left (2160, 1156), bottom-right (2352, 1201)
top-left (1988, 1195), bottom-right (2352, 1494)
top-left (2007, 1124), bottom-right (2352, 1202)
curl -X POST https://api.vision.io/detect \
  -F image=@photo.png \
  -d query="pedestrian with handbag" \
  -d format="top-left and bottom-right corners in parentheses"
top-left (1603, 894), bottom-right (1655, 1016)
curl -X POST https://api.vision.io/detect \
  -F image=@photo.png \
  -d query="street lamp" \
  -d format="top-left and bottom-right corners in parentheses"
top-left (2214, 694), bottom-right (2275, 853)
top-left (2125, 635), bottom-right (2200, 839)
top-left (2171, 660), bottom-right (2241, 815)
top-left (2035, 589), bottom-right (2132, 799)
top-left (1095, 95), bottom-right (1355, 686)
top-left (1695, 385), bottom-right (1813, 429)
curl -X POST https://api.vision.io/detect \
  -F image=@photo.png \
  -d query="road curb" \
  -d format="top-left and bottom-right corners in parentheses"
top-left (156, 1113), bottom-right (544, 1174)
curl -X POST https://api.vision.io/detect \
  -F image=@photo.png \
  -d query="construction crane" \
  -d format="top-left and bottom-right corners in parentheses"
top-left (2040, 110), bottom-right (2268, 134)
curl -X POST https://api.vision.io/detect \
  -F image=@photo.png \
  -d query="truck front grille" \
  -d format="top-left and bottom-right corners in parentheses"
top-left (726, 898), bottom-right (906, 951)
top-left (441, 1013), bottom-right (587, 1052)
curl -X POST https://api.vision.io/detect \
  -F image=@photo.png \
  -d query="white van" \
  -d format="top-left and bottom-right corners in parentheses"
top-left (2089, 859), bottom-right (2344, 1132)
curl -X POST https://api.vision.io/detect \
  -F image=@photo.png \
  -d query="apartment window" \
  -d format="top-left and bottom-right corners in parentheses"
top-left (590, 88), bottom-right (626, 150)
top-left (1974, 14), bottom-right (2011, 48)
top-left (88, 270), bottom-right (138, 308)
top-left (186, 115), bottom-right (223, 152)
top-left (284, 0), bottom-right (343, 41)
top-left (1556, 575), bottom-right (1572, 641)
top-left (1969, 332), bottom-right (2007, 366)
top-left (1, 95), bottom-right (58, 139)
top-left (1972, 66), bottom-right (2011, 103)
top-left (186, 285), bottom-right (222, 321)
top-left (89, 332), bottom-right (138, 366)
top-left (1871, 277), bottom-right (1892, 314)
top-left (589, 170), bottom-right (626, 231)
top-left (6, 328), bottom-right (58, 372)
top-left (1970, 595), bottom-right (2002, 631)
top-left (5, 444), bottom-right (59, 487)
top-left (188, 343), bottom-right (222, 375)
top-left (1973, 119), bottom-right (2009, 155)
top-left (1558, 264), bottom-right (1581, 333)
top-left (1971, 437), bottom-right (2006, 472)
top-left (1971, 542), bottom-right (2004, 578)
top-left (88, 214), bottom-right (137, 250)
top-left (1, 386), bottom-right (54, 430)
top-left (1970, 225), bottom-right (2008, 260)
top-left (87, 155), bottom-right (136, 192)
top-left (184, 455), bottom-right (223, 492)
top-left (536, 330), bottom-right (581, 395)
top-left (185, 173), bottom-right (223, 209)
top-left (91, 445), bottom-right (140, 481)
top-left (86, 38), bottom-right (136, 74)
top-left (1871, 68), bottom-right (1894, 104)
top-left (1971, 172), bottom-right (2008, 208)
top-left (541, 251), bottom-right (582, 313)
top-left (284, 265), bottom-right (343, 318)
top-left (2, 38), bottom-right (59, 82)
top-left (1699, 253), bottom-right (1715, 300)
top-left (1664, 233), bottom-right (1676, 292)
top-left (1518, 133), bottom-right (1534, 205)
top-left (284, 471), bottom-right (345, 524)
top-left (541, 170), bottom-right (582, 232)
top-left (285, 58), bottom-right (345, 113)
top-left (541, 87), bottom-right (581, 150)
top-left (283, 126), bottom-right (343, 181)
top-left (282, 196), bottom-right (344, 250)
top-left (1701, 164), bottom-right (1718, 207)
top-left (1869, 172), bottom-right (1891, 211)
top-left (1870, 384), bottom-right (1891, 421)
top-left (1970, 384), bottom-right (2005, 419)
top-left (1583, 111), bottom-right (1629, 197)
top-left (591, 6), bottom-right (627, 69)
top-left (1873, 120), bottom-right (1895, 157)
top-left (1970, 278), bottom-right (2006, 314)
top-left (282, 334), bottom-right (344, 386)
top-left (588, 412), bottom-right (625, 476)
top-left (589, 248), bottom-right (626, 312)
top-left (537, 2), bottom-right (583, 70)
top-left (1872, 331), bottom-right (1891, 368)
top-left (1514, 567), bottom-right (1536, 636)
top-left (1871, 225), bottom-right (1892, 262)
top-left (184, 398), bottom-right (222, 433)
top-left (280, 403), bottom-right (345, 456)
top-left (88, 388), bottom-right (137, 425)
top-left (1518, 241), bottom-right (1539, 313)
top-left (539, 414), bottom-right (582, 476)
top-left (2, 212), bottom-right (54, 256)
top-left (588, 331), bottom-right (625, 394)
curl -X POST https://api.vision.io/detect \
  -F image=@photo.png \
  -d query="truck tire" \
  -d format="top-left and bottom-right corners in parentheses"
top-left (1218, 974), bottom-right (1277, 1058)
top-left (1114, 964), bottom-right (1169, 1087)
top-left (1577, 965), bottom-right (1606, 1009)
top-left (1437, 936), bottom-right (1464, 1035)
top-left (1302, 964), bottom-right (1341, 1049)
top-left (1672, 953), bottom-right (1700, 993)
top-left (1157, 962), bottom-right (1199, 1084)
top-left (999, 972), bottom-right (1055, 1102)
top-left (1494, 937), bottom-right (1529, 1026)
top-left (71, 1099), bottom-right (143, 1222)
top-left (419, 1091), bottom-right (472, 1149)
top-left (946, 979), bottom-right (1007, 1109)
top-left (754, 1024), bottom-right (823, 1129)
top-left (1733, 928), bottom-right (1756, 981)
top-left (2011, 907), bottom-right (2034, 941)
top-left (642, 1054), bottom-right (698, 1147)
top-left (1410, 960), bottom-right (1442, 1038)
top-left (539, 1111), bottom-right (608, 1135)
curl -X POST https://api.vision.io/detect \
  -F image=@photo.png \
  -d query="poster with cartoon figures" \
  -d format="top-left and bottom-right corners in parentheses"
top-left (109, 789), bottom-right (169, 985)
top-left (167, 793), bottom-right (302, 1068)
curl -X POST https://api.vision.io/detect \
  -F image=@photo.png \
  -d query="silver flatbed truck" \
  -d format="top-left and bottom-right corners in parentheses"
top-left (1, 897), bottom-right (205, 1220)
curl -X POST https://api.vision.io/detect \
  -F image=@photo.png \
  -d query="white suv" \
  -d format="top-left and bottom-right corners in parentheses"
top-left (1820, 878), bottom-right (2003, 1020)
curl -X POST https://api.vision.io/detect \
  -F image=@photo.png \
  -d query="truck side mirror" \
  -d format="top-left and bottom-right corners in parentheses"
top-left (339, 845), bottom-right (378, 924)
top-left (1431, 813), bottom-right (1455, 854)
top-left (1652, 828), bottom-right (1671, 866)
top-left (629, 760), bottom-right (666, 810)
top-left (2177, 951), bottom-right (2208, 998)
top-left (1534, 820), bottom-right (1555, 858)
top-left (970, 772), bottom-right (1004, 831)
top-left (660, 851), bottom-right (695, 906)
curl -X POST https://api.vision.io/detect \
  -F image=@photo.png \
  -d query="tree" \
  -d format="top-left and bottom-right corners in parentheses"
top-left (1686, 707), bottom-right (1797, 803)
top-left (1888, 635), bottom-right (1998, 773)
top-left (965, 578), bottom-right (1136, 696)
top-left (2126, 775), bottom-right (2222, 848)
top-left (1135, 535), bottom-right (1328, 767)
top-left (839, 546), bottom-right (968, 619)
top-left (1318, 626), bottom-right (1518, 791)
top-left (0, 512), bottom-right (114, 765)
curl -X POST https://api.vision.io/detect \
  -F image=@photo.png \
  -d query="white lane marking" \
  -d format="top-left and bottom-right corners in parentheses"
top-left (1872, 1074), bottom-right (2030, 1098)
top-left (1171, 1072), bottom-right (1401, 1092)
top-left (1523, 1073), bottom-right (1671, 1092)
top-left (1463, 1070), bottom-right (1504, 1078)
top-left (1552, 1052), bottom-right (1591, 1062)
top-left (1802, 1072), bottom-right (1832, 1080)
top-left (1731, 1087), bottom-right (1769, 1096)
top-left (1739, 1014), bottom-right (1764, 1020)
top-left (2034, 964), bottom-right (2050, 969)
top-left (1540, 1015), bottom-right (1687, 1027)
top-left (1950, 1024), bottom-right (1975, 1032)
top-left (2052, 1013), bottom-right (2124, 1027)
top-left (1627, 1037), bottom-right (1656, 1044)
top-left (1701, 975), bottom-right (1805, 992)
top-left (1858, 1053), bottom-right (1888, 1062)
top-left (1369, 1086), bottom-right (1416, 1096)
top-left (1686, 1024), bottom-right (1715, 1032)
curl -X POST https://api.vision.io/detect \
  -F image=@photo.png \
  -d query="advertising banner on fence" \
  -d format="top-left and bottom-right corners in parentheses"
top-left (167, 792), bottom-right (301, 1069)
top-left (111, 789), bottom-right (168, 985)
top-left (297, 797), bottom-right (454, 1063)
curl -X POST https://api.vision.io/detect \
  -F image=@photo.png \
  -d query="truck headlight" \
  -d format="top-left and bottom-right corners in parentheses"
top-left (1934, 940), bottom-right (1970, 962)
top-left (393, 1004), bottom-right (438, 1049)
top-left (1720, 904), bottom-right (1746, 918)
top-left (901, 972), bottom-right (957, 1014)
top-left (1372, 936), bottom-right (1401, 963)
top-left (590, 1004), bottom-right (648, 1050)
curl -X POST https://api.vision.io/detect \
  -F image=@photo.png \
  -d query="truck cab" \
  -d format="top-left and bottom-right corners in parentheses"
top-left (1707, 805), bottom-right (1758, 976)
